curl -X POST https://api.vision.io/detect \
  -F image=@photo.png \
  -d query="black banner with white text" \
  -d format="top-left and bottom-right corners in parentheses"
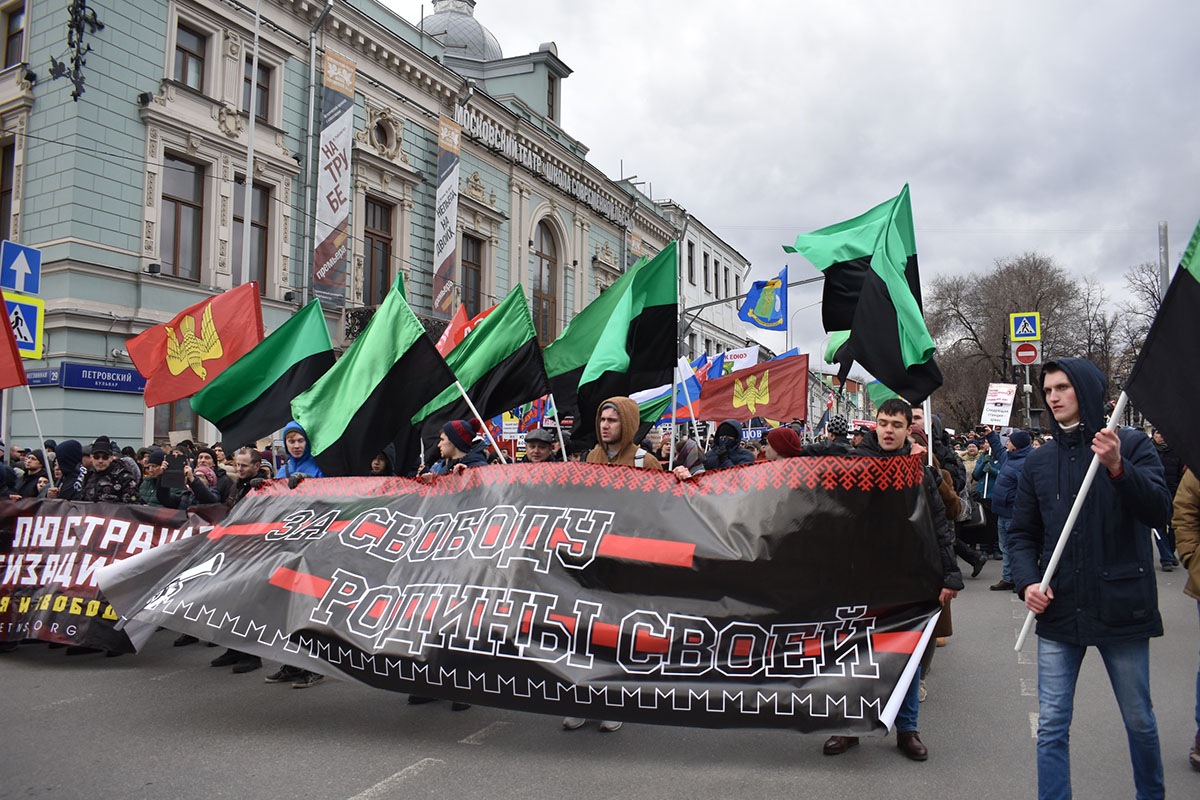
top-left (99, 459), bottom-right (942, 733)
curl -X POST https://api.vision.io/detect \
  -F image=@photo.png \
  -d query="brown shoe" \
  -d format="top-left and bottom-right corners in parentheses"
top-left (897, 731), bottom-right (928, 761)
top-left (989, 580), bottom-right (1015, 591)
top-left (1190, 730), bottom-right (1200, 772)
top-left (823, 735), bottom-right (859, 755)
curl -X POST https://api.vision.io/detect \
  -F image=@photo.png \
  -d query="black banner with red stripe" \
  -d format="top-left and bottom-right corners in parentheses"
top-left (99, 458), bottom-right (943, 734)
top-left (0, 500), bottom-right (227, 652)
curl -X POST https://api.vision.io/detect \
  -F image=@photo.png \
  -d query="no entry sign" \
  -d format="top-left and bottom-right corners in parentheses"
top-left (1011, 341), bottom-right (1042, 366)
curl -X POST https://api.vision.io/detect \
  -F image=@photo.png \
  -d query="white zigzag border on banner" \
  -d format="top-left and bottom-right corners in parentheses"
top-left (159, 599), bottom-right (887, 720)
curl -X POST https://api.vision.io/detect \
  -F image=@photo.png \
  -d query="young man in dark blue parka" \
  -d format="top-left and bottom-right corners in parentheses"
top-left (1008, 357), bottom-right (1172, 800)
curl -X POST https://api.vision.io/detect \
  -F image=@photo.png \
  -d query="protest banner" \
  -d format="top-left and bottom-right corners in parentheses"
top-left (100, 458), bottom-right (942, 734)
top-left (981, 383), bottom-right (1018, 427)
top-left (0, 501), bottom-right (227, 652)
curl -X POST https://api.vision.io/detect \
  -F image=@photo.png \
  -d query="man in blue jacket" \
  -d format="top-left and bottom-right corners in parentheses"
top-left (1009, 357), bottom-right (1172, 800)
top-left (989, 429), bottom-right (1033, 591)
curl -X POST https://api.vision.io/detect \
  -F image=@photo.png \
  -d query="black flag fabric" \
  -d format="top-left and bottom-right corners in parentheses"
top-left (99, 457), bottom-right (943, 734)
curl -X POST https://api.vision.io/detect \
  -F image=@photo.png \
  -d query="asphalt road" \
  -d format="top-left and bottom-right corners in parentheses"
top-left (2, 562), bottom-right (1197, 800)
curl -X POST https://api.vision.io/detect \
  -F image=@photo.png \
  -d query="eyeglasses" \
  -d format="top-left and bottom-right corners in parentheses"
top-left (92, 453), bottom-right (113, 460)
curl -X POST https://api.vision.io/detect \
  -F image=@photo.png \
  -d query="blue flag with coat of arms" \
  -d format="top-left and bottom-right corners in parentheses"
top-left (738, 266), bottom-right (787, 330)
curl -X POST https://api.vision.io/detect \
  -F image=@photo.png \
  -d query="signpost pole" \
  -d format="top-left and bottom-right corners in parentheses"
top-left (1025, 364), bottom-right (1033, 429)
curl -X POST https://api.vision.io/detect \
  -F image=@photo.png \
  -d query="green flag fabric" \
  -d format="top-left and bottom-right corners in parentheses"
top-left (191, 299), bottom-right (335, 449)
top-left (784, 185), bottom-right (942, 404)
top-left (546, 242), bottom-right (679, 442)
top-left (1126, 217), bottom-right (1200, 476)
top-left (406, 285), bottom-right (550, 458)
top-left (291, 282), bottom-right (455, 477)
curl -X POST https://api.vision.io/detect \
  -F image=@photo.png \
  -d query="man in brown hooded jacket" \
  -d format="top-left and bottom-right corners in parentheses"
top-left (585, 396), bottom-right (663, 470)
top-left (565, 396), bottom-right (661, 733)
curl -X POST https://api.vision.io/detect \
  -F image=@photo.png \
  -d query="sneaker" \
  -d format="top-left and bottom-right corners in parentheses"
top-left (918, 679), bottom-right (927, 702)
top-left (173, 633), bottom-right (199, 647)
top-left (292, 671), bottom-right (325, 689)
top-left (598, 720), bottom-right (623, 732)
top-left (935, 637), bottom-right (947, 647)
top-left (1162, 563), bottom-right (1173, 572)
top-left (1190, 730), bottom-right (1200, 771)
top-left (264, 665), bottom-right (303, 684)
top-left (210, 649), bottom-right (241, 667)
top-left (231, 655), bottom-right (262, 674)
top-left (562, 717), bottom-right (587, 730)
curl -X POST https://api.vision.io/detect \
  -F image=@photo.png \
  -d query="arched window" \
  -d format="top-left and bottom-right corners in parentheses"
top-left (532, 220), bottom-right (557, 346)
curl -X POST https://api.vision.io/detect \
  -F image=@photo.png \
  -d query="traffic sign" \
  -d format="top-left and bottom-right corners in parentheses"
top-left (0, 240), bottom-right (42, 296)
top-left (1012, 340), bottom-right (1042, 366)
top-left (4, 291), bottom-right (44, 359)
top-left (1009, 311), bottom-right (1040, 342)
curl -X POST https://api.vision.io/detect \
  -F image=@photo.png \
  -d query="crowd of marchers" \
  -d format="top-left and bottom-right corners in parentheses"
top-left (1, 356), bottom-right (1198, 794)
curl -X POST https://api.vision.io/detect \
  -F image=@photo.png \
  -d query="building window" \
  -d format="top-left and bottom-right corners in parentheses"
top-left (724, 266), bottom-right (730, 298)
top-left (547, 75), bottom-right (557, 121)
top-left (174, 23), bottom-right (206, 91)
top-left (161, 155), bottom-right (204, 281)
top-left (688, 333), bottom-right (697, 360)
top-left (687, 241), bottom-right (695, 285)
top-left (532, 220), bottom-right (557, 346)
top-left (0, 143), bottom-right (13, 241)
top-left (232, 180), bottom-right (270, 293)
top-left (243, 58), bottom-right (271, 123)
top-left (704, 338), bottom-right (712, 356)
top-left (363, 197), bottom-right (393, 307)
top-left (713, 259), bottom-right (721, 299)
top-left (3, 4), bottom-right (23, 70)
top-left (735, 275), bottom-right (741, 297)
top-left (462, 233), bottom-right (483, 319)
top-left (703, 253), bottom-right (710, 293)
top-left (154, 399), bottom-right (198, 442)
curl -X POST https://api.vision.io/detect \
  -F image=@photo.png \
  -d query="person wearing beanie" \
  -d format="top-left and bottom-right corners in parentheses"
top-left (11, 449), bottom-right (47, 499)
top-left (80, 438), bottom-right (142, 504)
top-left (703, 419), bottom-right (754, 470)
top-left (195, 447), bottom-right (233, 502)
top-left (988, 428), bottom-right (1034, 591)
top-left (765, 426), bottom-right (804, 460)
top-left (801, 414), bottom-right (854, 457)
top-left (47, 440), bottom-right (87, 501)
top-left (139, 449), bottom-right (166, 506)
top-left (424, 419), bottom-right (488, 477)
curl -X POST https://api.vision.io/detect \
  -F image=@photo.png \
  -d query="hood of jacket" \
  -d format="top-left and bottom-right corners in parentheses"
top-left (716, 419), bottom-right (744, 443)
top-left (592, 396), bottom-right (641, 461)
top-left (1041, 357), bottom-right (1107, 440)
top-left (282, 420), bottom-right (325, 478)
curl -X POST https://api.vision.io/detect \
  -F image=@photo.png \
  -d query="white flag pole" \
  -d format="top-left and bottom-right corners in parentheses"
top-left (678, 362), bottom-right (703, 444)
top-left (1014, 390), bottom-right (1129, 652)
top-left (547, 393), bottom-right (568, 460)
top-left (922, 396), bottom-right (933, 467)
top-left (669, 363), bottom-right (679, 470)
top-left (23, 384), bottom-right (55, 483)
top-left (453, 379), bottom-right (507, 465)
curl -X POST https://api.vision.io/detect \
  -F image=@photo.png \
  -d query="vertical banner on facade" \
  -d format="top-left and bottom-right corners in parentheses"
top-left (313, 50), bottom-right (356, 306)
top-left (432, 115), bottom-right (462, 320)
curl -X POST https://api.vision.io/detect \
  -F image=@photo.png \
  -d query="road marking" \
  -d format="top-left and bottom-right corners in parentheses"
top-left (1029, 712), bottom-right (1039, 739)
top-left (32, 693), bottom-right (94, 711)
top-left (1017, 647), bottom-right (1035, 665)
top-left (149, 668), bottom-right (193, 682)
top-left (1020, 677), bottom-right (1037, 697)
top-left (459, 721), bottom-right (511, 745)
top-left (345, 758), bottom-right (443, 800)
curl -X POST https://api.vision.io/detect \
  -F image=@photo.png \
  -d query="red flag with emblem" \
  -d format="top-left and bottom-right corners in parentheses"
top-left (699, 354), bottom-right (809, 422)
top-left (127, 283), bottom-right (264, 407)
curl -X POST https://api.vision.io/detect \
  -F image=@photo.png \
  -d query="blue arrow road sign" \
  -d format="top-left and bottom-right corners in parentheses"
top-left (0, 240), bottom-right (41, 295)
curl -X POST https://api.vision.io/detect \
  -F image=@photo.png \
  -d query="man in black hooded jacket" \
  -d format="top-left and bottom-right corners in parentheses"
top-left (704, 419), bottom-right (755, 470)
top-left (1009, 357), bottom-right (1170, 799)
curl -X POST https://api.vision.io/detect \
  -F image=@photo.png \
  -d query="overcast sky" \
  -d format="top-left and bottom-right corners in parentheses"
top-left (385, 0), bottom-right (1200, 364)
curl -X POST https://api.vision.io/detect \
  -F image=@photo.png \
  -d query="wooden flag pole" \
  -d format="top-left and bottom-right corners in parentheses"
top-left (1014, 390), bottom-right (1129, 652)
top-left (454, 380), bottom-right (507, 465)
top-left (23, 384), bottom-right (55, 483)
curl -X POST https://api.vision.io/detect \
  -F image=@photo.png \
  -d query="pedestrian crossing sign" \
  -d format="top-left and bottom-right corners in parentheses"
top-left (3, 291), bottom-right (44, 359)
top-left (1009, 312), bottom-right (1040, 342)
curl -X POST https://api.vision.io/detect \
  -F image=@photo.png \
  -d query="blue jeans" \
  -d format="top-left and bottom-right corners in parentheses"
top-left (996, 515), bottom-right (1013, 583)
top-left (1036, 637), bottom-right (1163, 800)
top-left (1153, 525), bottom-right (1175, 566)
top-left (895, 664), bottom-right (920, 733)
top-left (1195, 602), bottom-right (1200, 731)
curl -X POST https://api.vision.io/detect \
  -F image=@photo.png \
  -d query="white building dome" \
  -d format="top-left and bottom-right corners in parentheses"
top-left (421, 0), bottom-right (503, 62)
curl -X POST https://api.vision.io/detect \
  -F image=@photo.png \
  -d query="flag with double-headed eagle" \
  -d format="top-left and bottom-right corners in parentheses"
top-left (127, 283), bottom-right (264, 407)
top-left (699, 353), bottom-right (809, 421)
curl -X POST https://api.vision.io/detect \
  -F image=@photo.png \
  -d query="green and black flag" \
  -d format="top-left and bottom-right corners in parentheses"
top-left (291, 280), bottom-right (456, 477)
top-left (191, 299), bottom-right (335, 449)
top-left (784, 185), bottom-right (942, 404)
top-left (545, 242), bottom-right (678, 442)
top-left (1126, 217), bottom-right (1200, 476)
top-left (408, 285), bottom-right (549, 457)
